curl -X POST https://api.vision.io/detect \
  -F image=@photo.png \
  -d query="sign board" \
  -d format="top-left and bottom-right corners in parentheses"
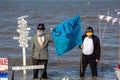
top-left (12, 65), bottom-right (44, 71)
top-left (0, 58), bottom-right (8, 80)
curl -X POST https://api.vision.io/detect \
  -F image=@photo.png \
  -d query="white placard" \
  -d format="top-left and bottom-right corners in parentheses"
top-left (12, 65), bottom-right (44, 70)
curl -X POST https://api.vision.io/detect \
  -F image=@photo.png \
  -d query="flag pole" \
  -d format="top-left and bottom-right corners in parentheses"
top-left (101, 22), bottom-right (107, 44)
top-left (80, 53), bottom-right (83, 75)
top-left (98, 10), bottom-right (101, 40)
top-left (98, 10), bottom-right (104, 76)
top-left (119, 21), bottom-right (120, 64)
top-left (115, 16), bottom-right (120, 80)
top-left (98, 8), bottom-right (110, 76)
top-left (101, 8), bottom-right (110, 44)
top-left (114, 9), bottom-right (120, 64)
top-left (57, 56), bottom-right (61, 80)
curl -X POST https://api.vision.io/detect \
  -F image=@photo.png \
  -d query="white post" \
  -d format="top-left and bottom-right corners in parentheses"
top-left (23, 47), bottom-right (27, 80)
top-left (13, 15), bottom-right (31, 80)
top-left (118, 20), bottom-right (120, 64)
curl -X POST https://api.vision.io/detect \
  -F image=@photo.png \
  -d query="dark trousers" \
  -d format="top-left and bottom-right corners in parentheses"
top-left (80, 55), bottom-right (97, 77)
top-left (32, 59), bottom-right (48, 79)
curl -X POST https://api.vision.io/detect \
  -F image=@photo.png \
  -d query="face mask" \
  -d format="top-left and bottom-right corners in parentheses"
top-left (37, 31), bottom-right (44, 36)
top-left (86, 32), bottom-right (93, 37)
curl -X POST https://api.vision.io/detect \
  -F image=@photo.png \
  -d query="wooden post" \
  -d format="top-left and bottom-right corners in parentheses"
top-left (22, 47), bottom-right (27, 80)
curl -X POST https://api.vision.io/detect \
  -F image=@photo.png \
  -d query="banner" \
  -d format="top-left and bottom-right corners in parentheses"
top-left (0, 58), bottom-right (8, 80)
top-left (52, 15), bottom-right (82, 56)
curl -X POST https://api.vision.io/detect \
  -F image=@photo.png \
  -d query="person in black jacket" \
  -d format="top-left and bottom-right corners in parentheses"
top-left (79, 26), bottom-right (101, 77)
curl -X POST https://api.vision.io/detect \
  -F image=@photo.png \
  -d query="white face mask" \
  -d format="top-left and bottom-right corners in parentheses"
top-left (37, 31), bottom-right (44, 36)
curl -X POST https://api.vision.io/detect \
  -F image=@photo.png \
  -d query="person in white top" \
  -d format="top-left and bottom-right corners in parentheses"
top-left (79, 26), bottom-right (101, 77)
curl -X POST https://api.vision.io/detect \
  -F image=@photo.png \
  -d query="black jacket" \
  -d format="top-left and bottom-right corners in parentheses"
top-left (79, 34), bottom-right (101, 60)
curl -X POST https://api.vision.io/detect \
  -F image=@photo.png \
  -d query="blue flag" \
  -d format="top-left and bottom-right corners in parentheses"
top-left (52, 15), bottom-right (82, 56)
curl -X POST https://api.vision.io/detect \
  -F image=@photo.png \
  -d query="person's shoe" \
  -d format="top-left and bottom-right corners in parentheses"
top-left (80, 74), bottom-right (84, 77)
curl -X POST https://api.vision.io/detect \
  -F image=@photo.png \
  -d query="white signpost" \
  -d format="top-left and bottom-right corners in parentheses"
top-left (13, 15), bottom-right (44, 80)
top-left (13, 15), bottom-right (31, 80)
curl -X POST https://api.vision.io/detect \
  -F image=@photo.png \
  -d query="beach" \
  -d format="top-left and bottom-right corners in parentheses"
top-left (0, 0), bottom-right (120, 80)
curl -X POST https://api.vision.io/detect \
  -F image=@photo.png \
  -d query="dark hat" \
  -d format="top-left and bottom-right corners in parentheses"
top-left (86, 26), bottom-right (93, 33)
top-left (37, 23), bottom-right (45, 30)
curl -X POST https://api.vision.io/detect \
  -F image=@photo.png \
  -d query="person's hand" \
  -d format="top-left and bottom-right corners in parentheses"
top-left (50, 28), bottom-right (53, 32)
top-left (96, 59), bottom-right (99, 63)
top-left (81, 45), bottom-right (84, 49)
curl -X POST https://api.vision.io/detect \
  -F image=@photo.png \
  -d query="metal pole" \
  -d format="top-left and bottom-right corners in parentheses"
top-left (101, 22), bottom-right (107, 44)
top-left (118, 20), bottom-right (120, 64)
top-left (11, 64), bottom-right (15, 80)
top-left (57, 56), bottom-right (61, 80)
top-left (101, 9), bottom-right (109, 44)
top-left (98, 11), bottom-right (104, 76)
top-left (98, 11), bottom-right (101, 40)
top-left (22, 47), bottom-right (27, 80)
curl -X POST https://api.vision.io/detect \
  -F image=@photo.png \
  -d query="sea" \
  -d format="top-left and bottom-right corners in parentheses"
top-left (0, 0), bottom-right (120, 80)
